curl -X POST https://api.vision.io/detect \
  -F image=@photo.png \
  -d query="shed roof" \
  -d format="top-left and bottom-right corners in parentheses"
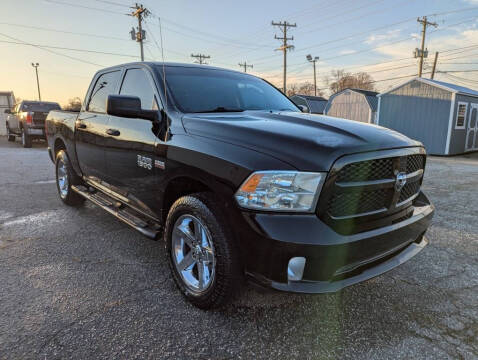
top-left (292, 94), bottom-right (328, 101)
top-left (378, 77), bottom-right (478, 98)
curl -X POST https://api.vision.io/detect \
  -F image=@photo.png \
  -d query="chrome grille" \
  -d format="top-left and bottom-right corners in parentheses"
top-left (319, 148), bottom-right (426, 234)
top-left (406, 154), bottom-right (424, 174)
top-left (398, 180), bottom-right (421, 203)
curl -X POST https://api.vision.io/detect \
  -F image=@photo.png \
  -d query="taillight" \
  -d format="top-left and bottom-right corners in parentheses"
top-left (25, 112), bottom-right (33, 124)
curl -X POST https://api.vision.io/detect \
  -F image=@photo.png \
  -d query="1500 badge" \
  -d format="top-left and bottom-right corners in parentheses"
top-left (137, 155), bottom-right (152, 170)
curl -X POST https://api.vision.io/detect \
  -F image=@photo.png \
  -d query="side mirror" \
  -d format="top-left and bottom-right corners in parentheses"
top-left (4, 109), bottom-right (11, 114)
top-left (106, 95), bottom-right (159, 122)
top-left (298, 105), bottom-right (309, 113)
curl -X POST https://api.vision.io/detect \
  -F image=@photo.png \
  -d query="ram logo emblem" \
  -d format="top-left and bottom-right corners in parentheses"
top-left (395, 172), bottom-right (407, 191)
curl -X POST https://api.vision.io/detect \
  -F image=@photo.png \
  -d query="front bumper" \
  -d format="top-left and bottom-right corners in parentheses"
top-left (238, 191), bottom-right (434, 293)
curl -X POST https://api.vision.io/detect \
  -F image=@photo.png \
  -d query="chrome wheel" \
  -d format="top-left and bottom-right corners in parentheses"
top-left (171, 214), bottom-right (215, 294)
top-left (57, 159), bottom-right (69, 199)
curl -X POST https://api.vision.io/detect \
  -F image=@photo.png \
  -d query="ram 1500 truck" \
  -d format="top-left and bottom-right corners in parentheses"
top-left (6, 100), bottom-right (61, 147)
top-left (45, 62), bottom-right (434, 309)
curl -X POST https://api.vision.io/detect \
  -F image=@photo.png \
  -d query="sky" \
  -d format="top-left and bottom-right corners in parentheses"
top-left (1, 0), bottom-right (478, 105)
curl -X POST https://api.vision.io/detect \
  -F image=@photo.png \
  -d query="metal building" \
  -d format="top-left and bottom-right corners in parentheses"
top-left (290, 94), bottom-right (328, 114)
top-left (0, 91), bottom-right (15, 136)
top-left (377, 78), bottom-right (478, 155)
top-left (324, 88), bottom-right (378, 123)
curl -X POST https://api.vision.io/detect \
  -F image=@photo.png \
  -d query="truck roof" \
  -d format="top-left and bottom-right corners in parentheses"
top-left (97, 61), bottom-right (247, 76)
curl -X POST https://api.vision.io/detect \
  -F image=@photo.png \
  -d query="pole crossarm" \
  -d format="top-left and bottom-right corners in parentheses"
top-left (238, 62), bottom-right (253, 72)
top-left (191, 54), bottom-right (211, 65)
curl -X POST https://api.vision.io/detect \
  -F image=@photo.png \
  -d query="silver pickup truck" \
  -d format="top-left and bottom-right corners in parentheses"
top-left (5, 101), bottom-right (61, 147)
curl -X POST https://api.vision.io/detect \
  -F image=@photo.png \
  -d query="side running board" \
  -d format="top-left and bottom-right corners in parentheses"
top-left (71, 185), bottom-right (162, 240)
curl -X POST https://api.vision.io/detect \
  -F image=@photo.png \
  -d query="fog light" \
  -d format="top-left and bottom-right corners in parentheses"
top-left (287, 257), bottom-right (306, 281)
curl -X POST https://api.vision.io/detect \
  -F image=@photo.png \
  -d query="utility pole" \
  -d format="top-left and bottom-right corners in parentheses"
top-left (130, 3), bottom-right (149, 61)
top-left (430, 52), bottom-right (439, 79)
top-left (306, 54), bottom-right (319, 96)
top-left (238, 61), bottom-right (253, 73)
top-left (191, 54), bottom-right (210, 64)
top-left (416, 16), bottom-right (437, 77)
top-left (272, 20), bottom-right (296, 94)
top-left (31, 62), bottom-right (41, 101)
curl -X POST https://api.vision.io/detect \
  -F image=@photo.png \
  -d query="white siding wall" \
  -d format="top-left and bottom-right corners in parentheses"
top-left (326, 90), bottom-right (371, 123)
top-left (0, 92), bottom-right (15, 136)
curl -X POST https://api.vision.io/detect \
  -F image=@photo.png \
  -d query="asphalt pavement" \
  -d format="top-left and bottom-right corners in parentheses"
top-left (0, 136), bottom-right (477, 359)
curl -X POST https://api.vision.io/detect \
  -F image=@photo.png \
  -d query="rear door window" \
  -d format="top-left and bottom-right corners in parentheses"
top-left (87, 71), bottom-right (121, 113)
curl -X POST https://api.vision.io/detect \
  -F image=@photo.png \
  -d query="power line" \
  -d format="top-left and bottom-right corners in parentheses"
top-left (44, 0), bottom-right (125, 15)
top-left (94, 0), bottom-right (130, 8)
top-left (249, 7), bottom-right (478, 69)
top-left (0, 38), bottom-right (138, 58)
top-left (0, 22), bottom-right (129, 41)
top-left (0, 32), bottom-right (104, 67)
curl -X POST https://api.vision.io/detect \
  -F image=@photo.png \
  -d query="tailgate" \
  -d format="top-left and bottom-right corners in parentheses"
top-left (32, 111), bottom-right (49, 126)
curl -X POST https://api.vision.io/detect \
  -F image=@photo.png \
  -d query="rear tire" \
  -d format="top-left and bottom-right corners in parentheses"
top-left (55, 150), bottom-right (85, 206)
top-left (6, 125), bottom-right (15, 142)
top-left (21, 128), bottom-right (32, 148)
top-left (164, 193), bottom-right (242, 309)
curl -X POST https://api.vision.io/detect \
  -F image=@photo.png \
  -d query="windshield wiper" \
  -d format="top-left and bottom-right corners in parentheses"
top-left (193, 107), bottom-right (244, 113)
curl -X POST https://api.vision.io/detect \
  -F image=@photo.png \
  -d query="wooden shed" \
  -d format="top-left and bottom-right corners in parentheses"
top-left (377, 78), bottom-right (478, 155)
top-left (324, 88), bottom-right (378, 123)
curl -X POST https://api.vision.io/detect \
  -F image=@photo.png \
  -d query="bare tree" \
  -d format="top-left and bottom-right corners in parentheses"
top-left (287, 83), bottom-right (299, 97)
top-left (64, 97), bottom-right (82, 112)
top-left (287, 82), bottom-right (324, 97)
top-left (327, 70), bottom-right (376, 94)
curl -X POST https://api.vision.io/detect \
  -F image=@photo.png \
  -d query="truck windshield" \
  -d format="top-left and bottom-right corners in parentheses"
top-left (22, 102), bottom-right (61, 112)
top-left (158, 66), bottom-right (299, 113)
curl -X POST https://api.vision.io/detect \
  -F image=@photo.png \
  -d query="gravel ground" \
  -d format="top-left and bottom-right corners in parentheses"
top-left (0, 136), bottom-right (477, 359)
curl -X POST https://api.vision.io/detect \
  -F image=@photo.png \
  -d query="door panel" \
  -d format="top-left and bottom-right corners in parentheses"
top-left (104, 67), bottom-right (162, 216)
top-left (75, 112), bottom-right (110, 180)
top-left (75, 70), bottom-right (121, 180)
top-left (466, 105), bottom-right (478, 151)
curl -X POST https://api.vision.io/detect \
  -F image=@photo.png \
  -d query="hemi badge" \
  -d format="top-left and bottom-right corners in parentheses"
top-left (154, 160), bottom-right (165, 170)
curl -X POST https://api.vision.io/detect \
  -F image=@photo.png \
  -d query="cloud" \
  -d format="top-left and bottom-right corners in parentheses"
top-left (339, 49), bottom-right (357, 55)
top-left (365, 29), bottom-right (401, 45)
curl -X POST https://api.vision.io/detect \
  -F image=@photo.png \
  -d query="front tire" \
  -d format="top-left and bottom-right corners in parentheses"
top-left (55, 150), bottom-right (85, 206)
top-left (21, 128), bottom-right (32, 148)
top-left (6, 125), bottom-right (15, 142)
top-left (164, 193), bottom-right (242, 309)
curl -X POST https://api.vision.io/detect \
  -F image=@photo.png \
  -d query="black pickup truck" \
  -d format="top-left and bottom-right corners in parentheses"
top-left (46, 62), bottom-right (434, 309)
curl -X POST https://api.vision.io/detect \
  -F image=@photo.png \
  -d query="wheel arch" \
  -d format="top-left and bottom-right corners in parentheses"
top-left (160, 171), bottom-right (239, 222)
top-left (161, 175), bottom-right (212, 222)
top-left (53, 137), bottom-right (67, 157)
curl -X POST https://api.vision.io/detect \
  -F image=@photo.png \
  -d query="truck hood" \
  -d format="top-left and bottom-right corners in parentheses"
top-left (181, 111), bottom-right (422, 171)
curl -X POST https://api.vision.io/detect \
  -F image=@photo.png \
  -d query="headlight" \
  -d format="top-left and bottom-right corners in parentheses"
top-left (235, 171), bottom-right (326, 212)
